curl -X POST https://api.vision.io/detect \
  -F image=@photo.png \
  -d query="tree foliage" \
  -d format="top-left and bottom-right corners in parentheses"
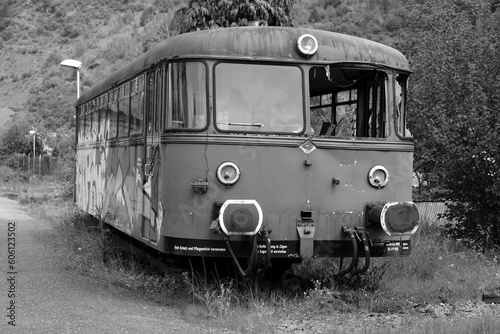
top-left (0, 120), bottom-right (44, 156)
top-left (178, 0), bottom-right (293, 33)
top-left (396, 0), bottom-right (500, 249)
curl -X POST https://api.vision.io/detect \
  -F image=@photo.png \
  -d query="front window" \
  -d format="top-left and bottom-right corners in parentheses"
top-left (309, 65), bottom-right (387, 138)
top-left (166, 62), bottom-right (207, 130)
top-left (215, 63), bottom-right (304, 134)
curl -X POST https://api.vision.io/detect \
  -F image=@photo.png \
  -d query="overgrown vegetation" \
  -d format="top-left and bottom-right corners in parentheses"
top-left (395, 0), bottom-right (500, 250)
top-left (1, 176), bottom-right (496, 333)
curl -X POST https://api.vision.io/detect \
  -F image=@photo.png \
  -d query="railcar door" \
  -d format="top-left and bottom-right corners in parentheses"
top-left (141, 66), bottom-right (164, 244)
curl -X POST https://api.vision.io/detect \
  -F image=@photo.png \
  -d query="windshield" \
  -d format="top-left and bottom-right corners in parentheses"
top-left (215, 63), bottom-right (304, 134)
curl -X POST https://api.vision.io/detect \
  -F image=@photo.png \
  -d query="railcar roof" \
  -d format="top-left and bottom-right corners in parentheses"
top-left (78, 26), bottom-right (410, 104)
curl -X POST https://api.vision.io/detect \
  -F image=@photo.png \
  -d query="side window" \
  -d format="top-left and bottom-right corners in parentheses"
top-left (108, 90), bottom-right (117, 139)
top-left (99, 95), bottom-right (107, 141)
top-left (118, 84), bottom-right (130, 137)
top-left (396, 74), bottom-right (412, 137)
top-left (84, 103), bottom-right (91, 140)
top-left (147, 73), bottom-right (155, 133)
top-left (365, 80), bottom-right (386, 138)
top-left (91, 99), bottom-right (99, 141)
top-left (166, 62), bottom-right (207, 130)
top-left (130, 76), bottom-right (144, 136)
top-left (77, 106), bottom-right (85, 143)
top-left (155, 68), bottom-right (163, 132)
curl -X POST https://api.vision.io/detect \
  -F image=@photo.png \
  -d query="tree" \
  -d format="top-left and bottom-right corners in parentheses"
top-left (395, 0), bottom-right (500, 250)
top-left (178, 0), bottom-right (293, 33)
top-left (0, 121), bottom-right (44, 156)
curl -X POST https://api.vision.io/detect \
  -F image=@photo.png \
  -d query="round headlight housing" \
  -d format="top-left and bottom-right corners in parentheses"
top-left (217, 162), bottom-right (241, 186)
top-left (219, 199), bottom-right (263, 236)
top-left (296, 34), bottom-right (318, 57)
top-left (368, 165), bottom-right (389, 188)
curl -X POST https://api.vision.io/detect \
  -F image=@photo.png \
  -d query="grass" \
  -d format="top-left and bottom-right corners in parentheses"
top-left (51, 204), bottom-right (185, 301)
top-left (1, 176), bottom-right (499, 333)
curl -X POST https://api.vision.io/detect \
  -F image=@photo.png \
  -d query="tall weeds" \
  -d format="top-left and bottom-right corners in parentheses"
top-left (7, 177), bottom-right (499, 334)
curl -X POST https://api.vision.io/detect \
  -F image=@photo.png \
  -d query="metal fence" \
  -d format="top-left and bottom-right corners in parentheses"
top-left (414, 201), bottom-right (448, 224)
top-left (17, 154), bottom-right (58, 176)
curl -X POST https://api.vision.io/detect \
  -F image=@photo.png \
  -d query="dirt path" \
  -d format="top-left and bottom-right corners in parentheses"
top-left (0, 197), bottom-right (207, 334)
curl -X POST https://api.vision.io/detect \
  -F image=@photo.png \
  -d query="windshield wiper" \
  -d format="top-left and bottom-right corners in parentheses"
top-left (217, 122), bottom-right (264, 127)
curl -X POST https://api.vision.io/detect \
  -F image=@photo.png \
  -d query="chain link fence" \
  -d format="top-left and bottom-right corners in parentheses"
top-left (415, 201), bottom-right (448, 224)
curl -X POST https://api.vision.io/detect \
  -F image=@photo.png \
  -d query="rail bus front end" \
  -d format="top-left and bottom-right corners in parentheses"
top-left (160, 137), bottom-right (419, 274)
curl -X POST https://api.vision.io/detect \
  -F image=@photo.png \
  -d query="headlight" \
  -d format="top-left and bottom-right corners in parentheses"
top-left (368, 165), bottom-right (389, 188)
top-left (296, 34), bottom-right (318, 57)
top-left (219, 199), bottom-right (263, 235)
top-left (217, 162), bottom-right (241, 186)
top-left (366, 202), bottom-right (419, 236)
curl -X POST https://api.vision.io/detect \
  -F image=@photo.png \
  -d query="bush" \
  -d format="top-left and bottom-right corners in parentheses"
top-left (0, 165), bottom-right (16, 181)
top-left (396, 0), bottom-right (500, 250)
top-left (42, 49), bottom-right (61, 69)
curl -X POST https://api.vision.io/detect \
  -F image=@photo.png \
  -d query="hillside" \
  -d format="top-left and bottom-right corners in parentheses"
top-left (0, 0), bottom-right (414, 135)
top-left (0, 0), bottom-right (169, 129)
top-left (2, 0), bottom-right (496, 144)
top-left (0, 107), bottom-right (15, 131)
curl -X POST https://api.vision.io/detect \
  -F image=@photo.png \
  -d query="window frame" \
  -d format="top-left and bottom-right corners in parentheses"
top-left (164, 60), bottom-right (209, 132)
top-left (395, 73), bottom-right (413, 139)
top-left (130, 75), bottom-right (145, 136)
top-left (213, 61), bottom-right (305, 135)
top-left (309, 65), bottom-right (389, 139)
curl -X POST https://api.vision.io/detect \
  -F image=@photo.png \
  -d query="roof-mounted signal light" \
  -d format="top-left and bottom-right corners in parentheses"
top-left (296, 34), bottom-right (318, 57)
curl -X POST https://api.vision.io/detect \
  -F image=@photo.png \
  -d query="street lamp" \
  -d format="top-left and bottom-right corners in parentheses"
top-left (29, 128), bottom-right (36, 174)
top-left (60, 59), bottom-right (83, 99)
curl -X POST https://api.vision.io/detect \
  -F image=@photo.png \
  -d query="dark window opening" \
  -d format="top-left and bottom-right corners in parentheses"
top-left (309, 65), bottom-right (386, 138)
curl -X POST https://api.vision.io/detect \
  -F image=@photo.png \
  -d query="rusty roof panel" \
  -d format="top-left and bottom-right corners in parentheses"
top-left (78, 27), bottom-right (409, 104)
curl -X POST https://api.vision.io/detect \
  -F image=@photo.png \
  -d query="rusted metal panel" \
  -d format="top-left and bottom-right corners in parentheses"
top-left (153, 27), bottom-right (409, 69)
top-left (78, 27), bottom-right (410, 104)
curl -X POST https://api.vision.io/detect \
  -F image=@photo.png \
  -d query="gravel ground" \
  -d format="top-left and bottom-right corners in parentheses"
top-left (274, 300), bottom-right (500, 333)
top-left (0, 197), bottom-right (207, 334)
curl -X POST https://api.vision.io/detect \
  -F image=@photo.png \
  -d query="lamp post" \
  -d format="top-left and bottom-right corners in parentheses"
top-left (60, 59), bottom-right (83, 99)
top-left (29, 129), bottom-right (36, 174)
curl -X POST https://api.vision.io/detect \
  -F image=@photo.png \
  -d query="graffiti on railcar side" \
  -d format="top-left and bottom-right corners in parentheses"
top-left (76, 144), bottom-right (160, 242)
top-left (139, 144), bottom-right (162, 244)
